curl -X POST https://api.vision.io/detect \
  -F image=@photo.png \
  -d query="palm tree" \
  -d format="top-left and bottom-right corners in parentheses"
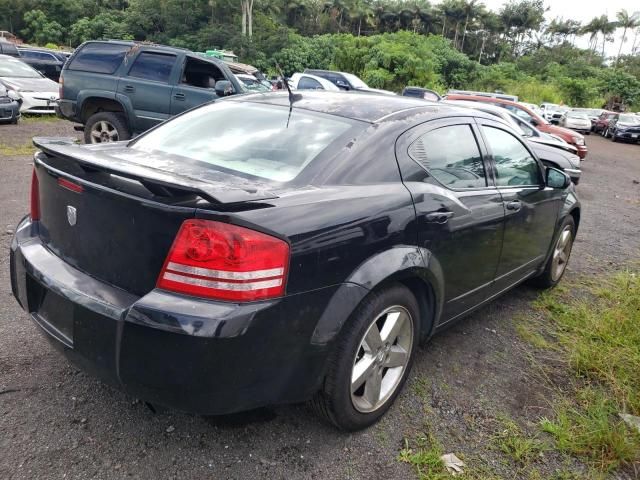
top-left (597, 15), bottom-right (617, 58)
top-left (615, 9), bottom-right (640, 66)
top-left (459, 0), bottom-right (481, 51)
top-left (581, 17), bottom-right (601, 53)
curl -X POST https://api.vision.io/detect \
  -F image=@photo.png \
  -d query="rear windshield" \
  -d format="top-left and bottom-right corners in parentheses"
top-left (68, 43), bottom-right (129, 74)
top-left (130, 101), bottom-right (358, 182)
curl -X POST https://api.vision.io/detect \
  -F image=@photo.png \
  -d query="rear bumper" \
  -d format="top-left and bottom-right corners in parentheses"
top-left (55, 99), bottom-right (79, 123)
top-left (10, 217), bottom-right (366, 414)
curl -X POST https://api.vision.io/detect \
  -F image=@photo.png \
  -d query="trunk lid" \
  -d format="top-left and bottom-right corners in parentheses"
top-left (33, 138), bottom-right (279, 296)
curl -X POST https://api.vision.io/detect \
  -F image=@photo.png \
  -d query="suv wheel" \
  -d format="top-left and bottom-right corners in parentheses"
top-left (84, 112), bottom-right (131, 144)
top-left (311, 284), bottom-right (420, 431)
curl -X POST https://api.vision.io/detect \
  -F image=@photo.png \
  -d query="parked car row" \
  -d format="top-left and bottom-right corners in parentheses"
top-left (0, 54), bottom-right (59, 116)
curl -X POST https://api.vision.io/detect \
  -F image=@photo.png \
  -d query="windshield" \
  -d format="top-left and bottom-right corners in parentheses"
top-left (0, 59), bottom-right (42, 78)
top-left (567, 112), bottom-right (589, 119)
top-left (237, 76), bottom-right (270, 92)
top-left (342, 72), bottom-right (368, 89)
top-left (130, 102), bottom-right (357, 182)
top-left (619, 114), bottom-right (640, 124)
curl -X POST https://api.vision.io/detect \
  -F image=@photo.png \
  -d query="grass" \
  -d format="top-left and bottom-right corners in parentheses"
top-left (0, 142), bottom-right (36, 156)
top-left (533, 271), bottom-right (640, 472)
top-left (20, 114), bottom-right (61, 124)
top-left (492, 417), bottom-right (547, 466)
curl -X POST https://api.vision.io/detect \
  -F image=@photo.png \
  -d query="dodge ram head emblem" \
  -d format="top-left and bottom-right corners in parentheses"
top-left (66, 206), bottom-right (77, 226)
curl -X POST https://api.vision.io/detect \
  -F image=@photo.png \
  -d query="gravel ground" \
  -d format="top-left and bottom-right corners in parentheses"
top-left (1, 119), bottom-right (639, 479)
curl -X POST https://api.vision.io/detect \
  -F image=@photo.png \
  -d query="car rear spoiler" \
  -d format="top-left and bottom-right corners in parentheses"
top-left (32, 137), bottom-right (280, 205)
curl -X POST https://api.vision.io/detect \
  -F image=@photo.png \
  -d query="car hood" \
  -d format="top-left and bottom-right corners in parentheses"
top-left (528, 140), bottom-right (580, 169)
top-left (355, 87), bottom-right (396, 96)
top-left (547, 124), bottom-right (584, 140)
top-left (528, 136), bottom-right (578, 155)
top-left (0, 76), bottom-right (58, 92)
top-left (617, 122), bottom-right (640, 128)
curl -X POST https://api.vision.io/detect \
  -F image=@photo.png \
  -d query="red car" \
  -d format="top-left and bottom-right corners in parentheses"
top-left (445, 94), bottom-right (588, 159)
top-left (592, 111), bottom-right (617, 135)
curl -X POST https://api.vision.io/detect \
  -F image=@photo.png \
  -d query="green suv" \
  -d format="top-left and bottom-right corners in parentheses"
top-left (56, 41), bottom-right (243, 143)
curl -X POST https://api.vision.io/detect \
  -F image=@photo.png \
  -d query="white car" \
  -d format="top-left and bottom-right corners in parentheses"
top-left (559, 111), bottom-right (592, 134)
top-left (0, 54), bottom-right (59, 114)
top-left (289, 73), bottom-right (340, 91)
top-left (235, 73), bottom-right (272, 92)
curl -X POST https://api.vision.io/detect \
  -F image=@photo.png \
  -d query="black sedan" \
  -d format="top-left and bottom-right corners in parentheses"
top-left (10, 92), bottom-right (580, 431)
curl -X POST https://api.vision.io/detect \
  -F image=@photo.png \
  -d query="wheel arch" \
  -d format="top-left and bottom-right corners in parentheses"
top-left (79, 96), bottom-right (128, 124)
top-left (310, 247), bottom-right (444, 346)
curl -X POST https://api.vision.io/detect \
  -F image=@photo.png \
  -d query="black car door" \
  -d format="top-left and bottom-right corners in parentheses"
top-left (476, 118), bottom-right (563, 291)
top-left (396, 118), bottom-right (505, 322)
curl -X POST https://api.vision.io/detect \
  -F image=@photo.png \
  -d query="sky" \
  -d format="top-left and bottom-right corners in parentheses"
top-left (480, 0), bottom-right (640, 57)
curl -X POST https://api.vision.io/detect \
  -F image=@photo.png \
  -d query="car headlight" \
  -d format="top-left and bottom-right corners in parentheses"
top-left (572, 136), bottom-right (585, 146)
top-left (7, 89), bottom-right (21, 101)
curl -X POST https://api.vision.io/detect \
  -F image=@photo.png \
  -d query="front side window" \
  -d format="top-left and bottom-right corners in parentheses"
top-left (128, 52), bottom-right (176, 83)
top-left (408, 125), bottom-right (487, 189)
top-left (130, 102), bottom-right (358, 182)
top-left (482, 126), bottom-right (540, 187)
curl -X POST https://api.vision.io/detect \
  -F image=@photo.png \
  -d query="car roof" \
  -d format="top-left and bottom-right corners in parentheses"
top-left (0, 53), bottom-right (24, 61)
top-left (230, 91), bottom-right (474, 123)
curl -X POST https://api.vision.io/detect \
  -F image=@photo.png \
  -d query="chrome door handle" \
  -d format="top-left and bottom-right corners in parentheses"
top-left (174, 93), bottom-right (185, 100)
top-left (426, 211), bottom-right (454, 223)
top-left (123, 85), bottom-right (135, 93)
top-left (506, 201), bottom-right (522, 211)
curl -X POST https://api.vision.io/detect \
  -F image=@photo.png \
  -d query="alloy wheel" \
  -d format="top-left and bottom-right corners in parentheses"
top-left (350, 305), bottom-right (413, 413)
top-left (551, 226), bottom-right (573, 281)
top-left (90, 121), bottom-right (119, 143)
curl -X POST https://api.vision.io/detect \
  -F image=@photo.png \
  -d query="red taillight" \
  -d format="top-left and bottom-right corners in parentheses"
top-left (58, 177), bottom-right (83, 193)
top-left (30, 169), bottom-right (40, 221)
top-left (157, 220), bottom-right (289, 302)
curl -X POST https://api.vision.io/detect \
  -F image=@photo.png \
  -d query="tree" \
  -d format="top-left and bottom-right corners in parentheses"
top-left (21, 10), bottom-right (63, 45)
top-left (615, 9), bottom-right (640, 66)
top-left (240, 0), bottom-right (255, 37)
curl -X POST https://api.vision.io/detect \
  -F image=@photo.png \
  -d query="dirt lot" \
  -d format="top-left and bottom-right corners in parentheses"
top-left (1, 119), bottom-right (639, 479)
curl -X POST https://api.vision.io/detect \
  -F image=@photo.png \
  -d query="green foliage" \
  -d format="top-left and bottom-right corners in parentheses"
top-left (21, 9), bottom-right (63, 45)
top-left (1, 0), bottom-right (638, 107)
top-left (533, 271), bottom-right (640, 472)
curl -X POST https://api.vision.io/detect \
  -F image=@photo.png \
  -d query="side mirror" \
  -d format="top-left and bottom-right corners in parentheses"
top-left (335, 80), bottom-right (349, 90)
top-left (530, 118), bottom-right (539, 126)
top-left (546, 167), bottom-right (571, 189)
top-left (215, 80), bottom-right (234, 97)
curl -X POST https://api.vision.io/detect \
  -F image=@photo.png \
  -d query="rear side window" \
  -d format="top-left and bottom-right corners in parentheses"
top-left (298, 76), bottom-right (322, 90)
top-left (408, 125), bottom-right (487, 189)
top-left (68, 43), bottom-right (129, 74)
top-left (128, 52), bottom-right (176, 83)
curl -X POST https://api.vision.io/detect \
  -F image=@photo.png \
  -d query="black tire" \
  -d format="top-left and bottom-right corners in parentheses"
top-left (84, 112), bottom-right (130, 144)
top-left (10, 117), bottom-right (18, 125)
top-left (310, 283), bottom-right (420, 431)
top-left (530, 216), bottom-right (576, 289)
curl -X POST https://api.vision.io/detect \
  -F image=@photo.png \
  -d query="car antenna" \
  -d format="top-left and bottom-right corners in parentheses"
top-left (275, 62), bottom-right (301, 128)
